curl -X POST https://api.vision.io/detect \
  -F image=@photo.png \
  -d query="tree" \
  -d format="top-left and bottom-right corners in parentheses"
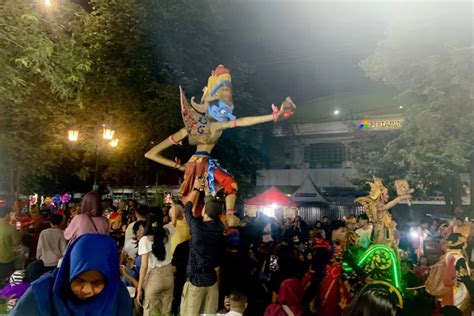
top-left (0, 0), bottom-right (90, 195)
top-left (352, 4), bottom-right (473, 209)
top-left (1, 0), bottom-right (270, 199)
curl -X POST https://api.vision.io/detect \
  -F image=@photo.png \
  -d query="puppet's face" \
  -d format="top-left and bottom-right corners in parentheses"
top-left (381, 188), bottom-right (390, 202)
top-left (207, 99), bottom-right (236, 122)
top-left (215, 86), bottom-right (233, 106)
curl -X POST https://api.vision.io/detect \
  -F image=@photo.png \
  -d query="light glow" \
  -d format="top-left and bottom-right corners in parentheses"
top-left (262, 207), bottom-right (274, 217)
top-left (262, 203), bottom-right (279, 217)
top-left (68, 130), bottom-right (79, 142)
top-left (44, 0), bottom-right (52, 7)
top-left (110, 139), bottom-right (119, 147)
top-left (103, 128), bottom-right (115, 140)
top-left (334, 109), bottom-right (340, 115)
top-left (409, 229), bottom-right (419, 240)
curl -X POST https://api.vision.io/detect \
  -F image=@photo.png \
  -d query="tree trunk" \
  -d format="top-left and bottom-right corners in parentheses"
top-left (9, 167), bottom-right (14, 198)
top-left (11, 166), bottom-right (24, 198)
top-left (441, 174), bottom-right (463, 213)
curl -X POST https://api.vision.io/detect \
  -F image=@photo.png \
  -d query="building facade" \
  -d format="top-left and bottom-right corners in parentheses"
top-left (257, 116), bottom-right (404, 190)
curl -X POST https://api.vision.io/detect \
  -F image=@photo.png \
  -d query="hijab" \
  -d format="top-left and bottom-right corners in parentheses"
top-left (31, 234), bottom-right (131, 316)
top-left (79, 192), bottom-right (103, 217)
top-left (264, 278), bottom-right (304, 316)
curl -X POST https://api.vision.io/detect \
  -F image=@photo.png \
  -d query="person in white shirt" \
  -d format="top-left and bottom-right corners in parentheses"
top-left (120, 220), bottom-right (146, 265)
top-left (124, 206), bottom-right (149, 244)
top-left (136, 214), bottom-right (176, 316)
top-left (217, 291), bottom-right (248, 316)
top-left (355, 214), bottom-right (373, 249)
top-left (36, 214), bottom-right (67, 271)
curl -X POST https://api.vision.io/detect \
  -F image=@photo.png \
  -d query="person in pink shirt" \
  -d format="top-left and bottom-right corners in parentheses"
top-left (64, 192), bottom-right (109, 242)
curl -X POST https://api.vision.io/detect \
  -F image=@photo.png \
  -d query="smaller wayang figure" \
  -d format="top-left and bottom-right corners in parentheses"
top-left (146, 65), bottom-right (295, 224)
top-left (426, 233), bottom-right (473, 316)
top-left (355, 178), bottom-right (413, 246)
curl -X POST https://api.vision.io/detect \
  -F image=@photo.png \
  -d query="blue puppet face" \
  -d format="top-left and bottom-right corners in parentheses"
top-left (207, 100), bottom-right (236, 122)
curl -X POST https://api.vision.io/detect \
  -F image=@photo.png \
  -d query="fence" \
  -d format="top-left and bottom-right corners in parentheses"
top-left (298, 202), bottom-right (365, 225)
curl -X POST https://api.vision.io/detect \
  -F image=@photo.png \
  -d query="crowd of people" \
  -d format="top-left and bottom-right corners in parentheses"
top-left (1, 185), bottom-right (474, 316)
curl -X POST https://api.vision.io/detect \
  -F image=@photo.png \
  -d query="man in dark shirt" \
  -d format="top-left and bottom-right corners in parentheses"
top-left (180, 177), bottom-right (225, 315)
top-left (171, 239), bottom-right (189, 315)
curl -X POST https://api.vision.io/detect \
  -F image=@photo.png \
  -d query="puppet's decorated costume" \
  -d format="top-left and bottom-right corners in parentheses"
top-left (146, 64), bottom-right (295, 222)
top-left (355, 178), bottom-right (413, 247)
top-left (178, 66), bottom-right (239, 215)
top-left (431, 234), bottom-right (472, 315)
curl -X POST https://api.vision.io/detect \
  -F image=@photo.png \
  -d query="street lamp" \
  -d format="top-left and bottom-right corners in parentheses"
top-left (68, 130), bottom-right (79, 142)
top-left (103, 127), bottom-right (115, 141)
top-left (67, 125), bottom-right (119, 192)
top-left (110, 139), bottom-right (119, 147)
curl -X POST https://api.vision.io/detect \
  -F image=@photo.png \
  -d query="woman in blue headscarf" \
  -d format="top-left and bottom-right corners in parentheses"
top-left (10, 234), bottom-right (132, 316)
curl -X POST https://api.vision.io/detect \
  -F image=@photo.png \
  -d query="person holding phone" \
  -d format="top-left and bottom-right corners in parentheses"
top-left (180, 177), bottom-right (225, 315)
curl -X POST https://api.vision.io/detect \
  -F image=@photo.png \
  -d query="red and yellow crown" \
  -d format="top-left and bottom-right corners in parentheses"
top-left (202, 65), bottom-right (232, 101)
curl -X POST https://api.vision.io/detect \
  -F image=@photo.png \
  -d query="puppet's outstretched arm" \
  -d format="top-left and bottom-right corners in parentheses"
top-left (213, 97), bottom-right (296, 131)
top-left (382, 194), bottom-right (412, 211)
top-left (145, 127), bottom-right (188, 171)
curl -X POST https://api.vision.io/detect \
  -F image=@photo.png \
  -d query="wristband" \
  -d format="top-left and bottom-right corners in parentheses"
top-left (169, 135), bottom-right (182, 146)
top-left (272, 104), bottom-right (280, 121)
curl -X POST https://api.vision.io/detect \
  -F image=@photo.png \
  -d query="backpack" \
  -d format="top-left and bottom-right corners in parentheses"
top-left (425, 254), bottom-right (456, 298)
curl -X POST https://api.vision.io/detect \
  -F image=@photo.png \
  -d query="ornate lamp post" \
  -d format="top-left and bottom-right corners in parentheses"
top-left (67, 125), bottom-right (119, 191)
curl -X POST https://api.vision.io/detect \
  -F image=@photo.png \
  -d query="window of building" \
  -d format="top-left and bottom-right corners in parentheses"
top-left (304, 143), bottom-right (345, 168)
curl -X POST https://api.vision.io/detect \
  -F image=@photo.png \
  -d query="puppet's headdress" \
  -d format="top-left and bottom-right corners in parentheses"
top-left (201, 65), bottom-right (232, 103)
top-left (368, 177), bottom-right (388, 200)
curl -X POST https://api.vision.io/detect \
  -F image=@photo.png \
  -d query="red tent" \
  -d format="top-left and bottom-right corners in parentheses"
top-left (245, 186), bottom-right (297, 207)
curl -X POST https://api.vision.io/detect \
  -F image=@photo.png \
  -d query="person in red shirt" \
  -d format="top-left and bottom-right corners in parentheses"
top-left (264, 278), bottom-right (304, 316)
top-left (413, 255), bottom-right (430, 284)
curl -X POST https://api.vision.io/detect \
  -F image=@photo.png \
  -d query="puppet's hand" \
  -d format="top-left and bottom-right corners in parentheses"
top-left (273, 97), bottom-right (296, 121)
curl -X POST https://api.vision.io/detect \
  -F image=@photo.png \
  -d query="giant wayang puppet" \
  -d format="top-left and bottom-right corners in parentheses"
top-left (355, 178), bottom-right (413, 247)
top-left (145, 65), bottom-right (295, 221)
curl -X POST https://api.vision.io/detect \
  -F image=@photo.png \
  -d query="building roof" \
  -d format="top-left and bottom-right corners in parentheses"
top-left (294, 89), bottom-right (411, 124)
top-left (291, 176), bottom-right (329, 203)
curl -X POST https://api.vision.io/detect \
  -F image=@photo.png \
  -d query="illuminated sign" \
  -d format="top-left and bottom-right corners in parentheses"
top-left (359, 118), bottom-right (403, 130)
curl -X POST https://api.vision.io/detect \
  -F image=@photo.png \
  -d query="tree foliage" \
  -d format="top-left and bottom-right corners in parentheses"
top-left (352, 7), bottom-right (473, 208)
top-left (1, 0), bottom-right (268, 198)
top-left (0, 0), bottom-right (90, 195)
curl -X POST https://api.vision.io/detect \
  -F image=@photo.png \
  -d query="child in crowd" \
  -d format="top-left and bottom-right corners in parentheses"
top-left (36, 214), bottom-right (67, 272)
top-left (217, 291), bottom-right (248, 316)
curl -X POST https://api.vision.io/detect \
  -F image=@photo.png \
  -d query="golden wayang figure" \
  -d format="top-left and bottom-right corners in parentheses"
top-left (355, 178), bottom-right (413, 246)
top-left (145, 65), bottom-right (295, 222)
